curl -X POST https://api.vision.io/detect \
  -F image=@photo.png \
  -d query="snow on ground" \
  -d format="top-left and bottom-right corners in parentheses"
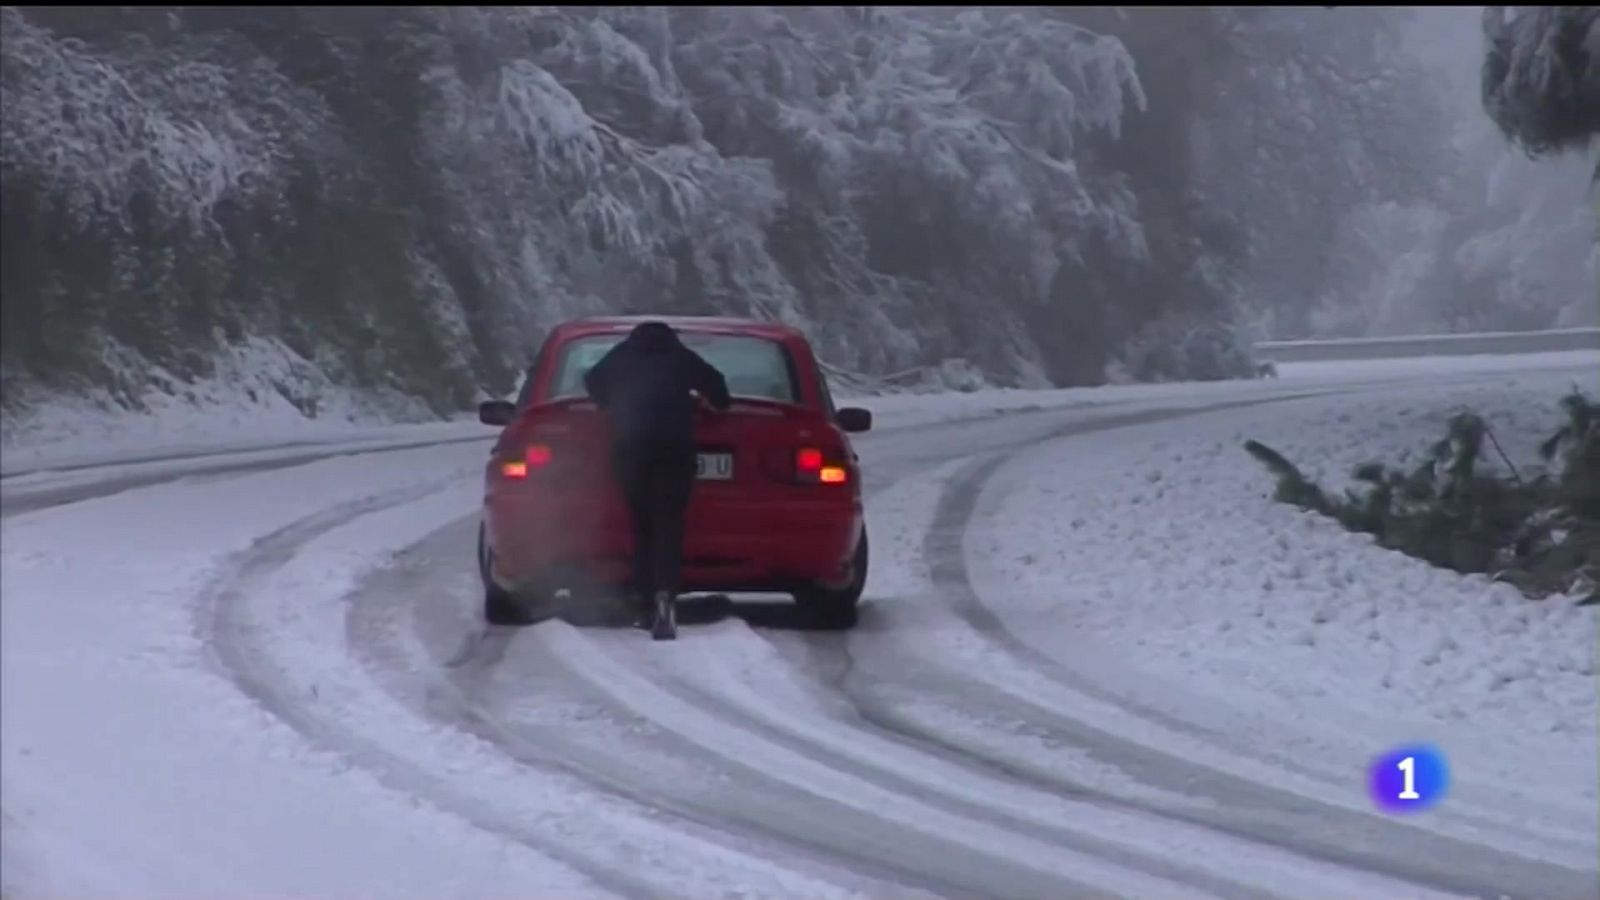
top-left (962, 369), bottom-right (1598, 849)
top-left (1, 439), bottom-right (908, 899)
top-left (0, 424), bottom-right (491, 515)
top-left (0, 412), bottom-right (488, 478)
top-left (2, 349), bottom-right (1595, 898)
top-left (0, 444), bottom-right (610, 900)
top-left (852, 426), bottom-right (1594, 889)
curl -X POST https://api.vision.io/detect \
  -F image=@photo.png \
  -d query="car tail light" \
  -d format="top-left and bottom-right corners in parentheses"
top-left (794, 446), bottom-right (848, 485)
top-left (796, 447), bottom-right (824, 473)
top-left (501, 443), bottom-right (554, 479)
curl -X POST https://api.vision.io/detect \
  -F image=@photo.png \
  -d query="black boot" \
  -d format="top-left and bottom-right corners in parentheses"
top-left (650, 589), bottom-right (676, 641)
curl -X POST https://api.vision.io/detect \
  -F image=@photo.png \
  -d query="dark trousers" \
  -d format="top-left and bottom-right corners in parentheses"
top-left (611, 439), bottom-right (697, 603)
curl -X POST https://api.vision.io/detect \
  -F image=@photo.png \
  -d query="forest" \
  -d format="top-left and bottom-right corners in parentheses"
top-left (2, 6), bottom-right (1595, 418)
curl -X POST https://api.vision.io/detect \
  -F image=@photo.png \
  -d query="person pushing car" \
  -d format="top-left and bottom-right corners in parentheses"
top-left (584, 321), bottom-right (732, 640)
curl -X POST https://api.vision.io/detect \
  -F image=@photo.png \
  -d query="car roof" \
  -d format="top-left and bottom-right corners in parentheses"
top-left (556, 315), bottom-right (806, 342)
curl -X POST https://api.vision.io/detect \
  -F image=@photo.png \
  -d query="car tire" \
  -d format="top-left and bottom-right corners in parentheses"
top-left (797, 529), bottom-right (867, 630)
top-left (478, 523), bottom-right (528, 626)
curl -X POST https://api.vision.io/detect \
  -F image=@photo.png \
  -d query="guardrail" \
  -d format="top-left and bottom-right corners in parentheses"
top-left (1254, 327), bottom-right (1600, 363)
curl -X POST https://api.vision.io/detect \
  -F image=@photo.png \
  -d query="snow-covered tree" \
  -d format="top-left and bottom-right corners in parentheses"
top-left (1481, 7), bottom-right (1600, 165)
top-left (6, 6), bottom-right (1355, 419)
top-left (1184, 7), bottom-right (1458, 338)
top-left (1450, 147), bottom-right (1600, 330)
top-left (1376, 6), bottom-right (1600, 337)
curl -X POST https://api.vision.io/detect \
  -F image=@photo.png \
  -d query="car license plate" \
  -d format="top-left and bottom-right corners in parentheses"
top-left (697, 452), bottom-right (734, 480)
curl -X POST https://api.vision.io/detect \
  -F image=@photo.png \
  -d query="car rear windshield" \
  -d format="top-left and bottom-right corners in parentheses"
top-left (546, 332), bottom-right (800, 404)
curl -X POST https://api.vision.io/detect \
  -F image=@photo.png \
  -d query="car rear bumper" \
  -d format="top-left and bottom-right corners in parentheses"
top-left (487, 491), bottom-right (861, 593)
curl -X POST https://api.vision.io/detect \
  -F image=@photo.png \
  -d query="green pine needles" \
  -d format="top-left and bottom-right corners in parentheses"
top-left (1245, 389), bottom-right (1599, 603)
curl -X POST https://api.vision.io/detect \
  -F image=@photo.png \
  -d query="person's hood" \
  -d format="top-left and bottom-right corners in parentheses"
top-left (623, 321), bottom-right (683, 353)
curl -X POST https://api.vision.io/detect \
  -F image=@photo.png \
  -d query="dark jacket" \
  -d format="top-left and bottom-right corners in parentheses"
top-left (584, 322), bottom-right (732, 446)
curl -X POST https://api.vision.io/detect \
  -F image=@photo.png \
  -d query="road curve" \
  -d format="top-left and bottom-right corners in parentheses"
top-left (13, 360), bottom-right (1597, 899)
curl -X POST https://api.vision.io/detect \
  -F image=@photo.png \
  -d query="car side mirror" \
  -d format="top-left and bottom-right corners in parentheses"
top-left (836, 407), bottom-right (872, 433)
top-left (479, 400), bottom-right (516, 426)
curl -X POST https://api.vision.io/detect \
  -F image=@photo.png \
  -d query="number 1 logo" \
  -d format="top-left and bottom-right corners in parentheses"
top-left (1369, 744), bottom-right (1449, 814)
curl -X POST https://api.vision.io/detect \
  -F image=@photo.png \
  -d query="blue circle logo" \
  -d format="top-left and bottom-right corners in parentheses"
top-left (1368, 743), bottom-right (1449, 814)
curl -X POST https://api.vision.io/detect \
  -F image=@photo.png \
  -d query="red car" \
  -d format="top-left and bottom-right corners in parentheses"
top-left (476, 316), bottom-right (874, 628)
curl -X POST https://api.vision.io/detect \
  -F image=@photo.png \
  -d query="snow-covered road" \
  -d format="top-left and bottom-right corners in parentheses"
top-left (3, 354), bottom-right (1597, 899)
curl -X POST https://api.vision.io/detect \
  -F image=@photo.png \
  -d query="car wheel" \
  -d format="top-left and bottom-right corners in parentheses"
top-left (478, 523), bottom-right (528, 626)
top-left (797, 529), bottom-right (867, 630)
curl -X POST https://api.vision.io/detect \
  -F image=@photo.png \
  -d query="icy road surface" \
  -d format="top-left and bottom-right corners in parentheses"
top-left (3, 353), bottom-right (1597, 899)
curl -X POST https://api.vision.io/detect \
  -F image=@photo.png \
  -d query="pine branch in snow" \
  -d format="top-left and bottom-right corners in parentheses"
top-left (1247, 396), bottom-right (1600, 600)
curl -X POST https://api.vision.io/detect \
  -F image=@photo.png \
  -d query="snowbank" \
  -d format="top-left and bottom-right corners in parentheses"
top-left (964, 370), bottom-right (1597, 838)
top-left (0, 337), bottom-right (467, 474)
top-left (846, 348), bottom-right (1600, 432)
top-left (1269, 348), bottom-right (1599, 383)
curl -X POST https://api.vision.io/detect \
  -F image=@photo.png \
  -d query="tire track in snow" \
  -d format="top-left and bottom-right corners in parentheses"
top-left (353, 519), bottom-right (1254, 897)
top-left (346, 396), bottom-right (1329, 898)
top-left (2, 434), bottom-right (491, 518)
top-left (438, 416), bottom-right (1288, 897)
top-left (592, 620), bottom-right (1460, 900)
top-left (767, 390), bottom-right (1593, 898)
top-left (343, 549), bottom-right (950, 899)
top-left (313, 376), bottom-right (1584, 899)
top-left (430, 394), bottom-right (1466, 900)
top-left (890, 427), bottom-right (1596, 900)
top-left (851, 395), bottom-right (1419, 782)
top-left (386, 390), bottom-right (1415, 900)
top-left (526, 621), bottom-right (1209, 899)
top-left (219, 390), bottom-right (1299, 890)
top-left (200, 482), bottom-right (867, 900)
